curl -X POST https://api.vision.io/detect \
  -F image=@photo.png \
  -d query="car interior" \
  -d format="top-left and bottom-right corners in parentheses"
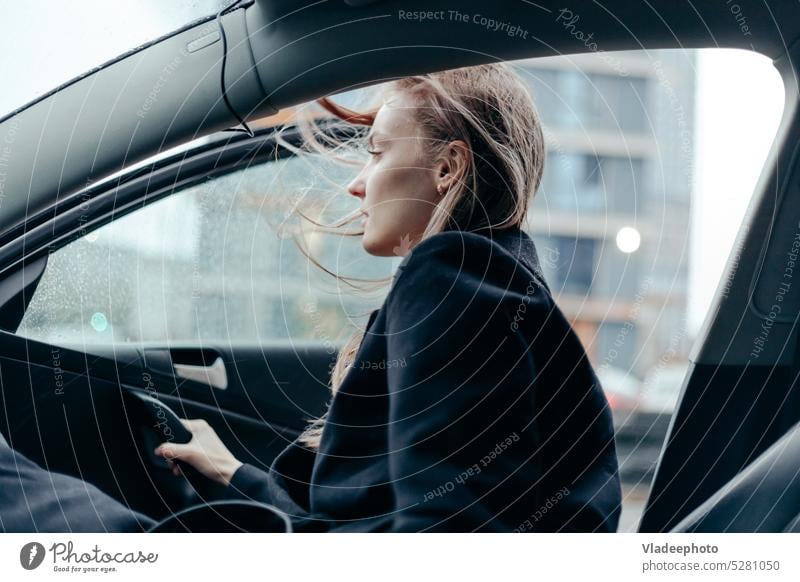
top-left (0, 0), bottom-right (799, 532)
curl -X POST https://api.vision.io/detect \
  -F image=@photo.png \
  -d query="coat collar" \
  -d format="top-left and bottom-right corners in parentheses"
top-left (487, 226), bottom-right (552, 295)
top-left (392, 226), bottom-right (552, 295)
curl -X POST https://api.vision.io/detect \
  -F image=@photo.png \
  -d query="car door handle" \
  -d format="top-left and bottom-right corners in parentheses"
top-left (173, 356), bottom-right (228, 390)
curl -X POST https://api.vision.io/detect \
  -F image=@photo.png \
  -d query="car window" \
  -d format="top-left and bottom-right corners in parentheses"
top-left (18, 155), bottom-right (393, 345)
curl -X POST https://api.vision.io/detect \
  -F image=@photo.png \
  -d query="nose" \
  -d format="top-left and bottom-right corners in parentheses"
top-left (347, 172), bottom-right (365, 200)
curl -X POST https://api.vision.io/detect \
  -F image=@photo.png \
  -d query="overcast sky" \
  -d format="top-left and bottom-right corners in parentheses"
top-left (689, 49), bottom-right (785, 338)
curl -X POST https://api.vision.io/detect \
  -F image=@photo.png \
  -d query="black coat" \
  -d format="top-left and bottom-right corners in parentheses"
top-left (0, 430), bottom-right (156, 532)
top-left (223, 226), bottom-right (622, 532)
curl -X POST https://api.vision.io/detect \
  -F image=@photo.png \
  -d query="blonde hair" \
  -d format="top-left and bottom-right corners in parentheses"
top-left (280, 62), bottom-right (545, 448)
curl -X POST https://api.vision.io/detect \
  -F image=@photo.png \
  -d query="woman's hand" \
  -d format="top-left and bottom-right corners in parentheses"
top-left (153, 418), bottom-right (243, 486)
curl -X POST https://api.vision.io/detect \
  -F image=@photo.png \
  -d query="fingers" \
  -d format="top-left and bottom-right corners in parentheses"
top-left (153, 419), bottom-right (231, 484)
top-left (152, 444), bottom-right (186, 478)
top-left (153, 443), bottom-right (189, 462)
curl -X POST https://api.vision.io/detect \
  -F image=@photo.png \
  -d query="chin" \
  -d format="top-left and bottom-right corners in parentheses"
top-left (361, 233), bottom-right (394, 257)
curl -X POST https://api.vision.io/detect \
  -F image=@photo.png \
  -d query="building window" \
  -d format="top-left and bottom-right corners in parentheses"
top-left (537, 235), bottom-right (596, 295)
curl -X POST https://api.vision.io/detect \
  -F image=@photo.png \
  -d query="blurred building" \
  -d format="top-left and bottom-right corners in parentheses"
top-left (518, 51), bottom-right (696, 381)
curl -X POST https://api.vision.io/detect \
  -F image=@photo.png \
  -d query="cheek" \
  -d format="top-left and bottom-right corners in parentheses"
top-left (366, 168), bottom-right (437, 247)
top-left (367, 166), bottom-right (435, 216)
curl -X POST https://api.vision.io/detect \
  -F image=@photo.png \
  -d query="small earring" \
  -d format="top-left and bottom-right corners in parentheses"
top-left (437, 184), bottom-right (445, 196)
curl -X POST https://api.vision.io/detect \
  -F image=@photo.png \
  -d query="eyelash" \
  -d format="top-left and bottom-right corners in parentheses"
top-left (366, 148), bottom-right (381, 156)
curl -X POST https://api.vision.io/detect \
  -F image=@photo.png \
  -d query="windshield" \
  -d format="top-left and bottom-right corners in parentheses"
top-left (0, 0), bottom-right (230, 118)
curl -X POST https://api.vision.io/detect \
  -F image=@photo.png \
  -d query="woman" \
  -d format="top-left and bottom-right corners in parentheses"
top-left (155, 63), bottom-right (622, 532)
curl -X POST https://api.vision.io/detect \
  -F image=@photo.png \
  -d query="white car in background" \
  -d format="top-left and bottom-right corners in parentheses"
top-left (640, 363), bottom-right (690, 415)
top-left (596, 365), bottom-right (642, 430)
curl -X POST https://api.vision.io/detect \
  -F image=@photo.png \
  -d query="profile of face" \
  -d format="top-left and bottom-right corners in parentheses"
top-left (346, 91), bottom-right (465, 257)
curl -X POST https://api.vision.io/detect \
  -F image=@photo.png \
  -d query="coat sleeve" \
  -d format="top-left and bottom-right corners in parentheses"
top-left (383, 231), bottom-right (548, 532)
top-left (0, 439), bottom-right (155, 532)
top-left (223, 463), bottom-right (273, 504)
top-left (221, 439), bottom-right (320, 528)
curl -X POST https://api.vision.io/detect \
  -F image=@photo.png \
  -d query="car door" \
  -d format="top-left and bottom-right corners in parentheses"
top-left (0, 123), bottom-right (392, 521)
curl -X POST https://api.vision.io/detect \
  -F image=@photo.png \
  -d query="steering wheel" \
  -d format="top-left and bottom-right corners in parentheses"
top-left (147, 500), bottom-right (292, 532)
top-left (121, 389), bottom-right (229, 513)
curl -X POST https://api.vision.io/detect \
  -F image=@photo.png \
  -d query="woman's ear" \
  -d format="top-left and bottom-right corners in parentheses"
top-left (435, 139), bottom-right (470, 194)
